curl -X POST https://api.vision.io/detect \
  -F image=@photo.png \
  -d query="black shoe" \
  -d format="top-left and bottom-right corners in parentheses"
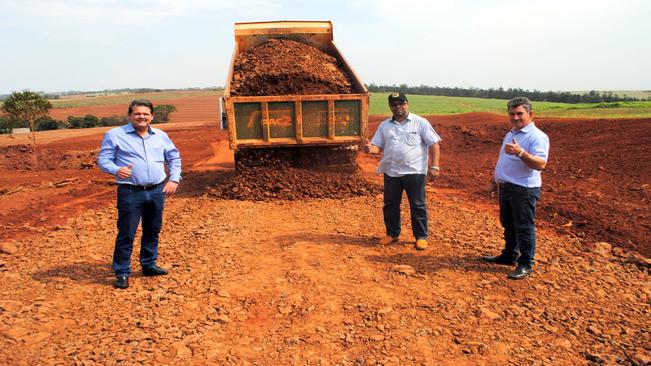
top-left (142, 265), bottom-right (168, 277)
top-left (114, 276), bottom-right (129, 289)
top-left (507, 266), bottom-right (533, 280)
top-left (482, 255), bottom-right (517, 266)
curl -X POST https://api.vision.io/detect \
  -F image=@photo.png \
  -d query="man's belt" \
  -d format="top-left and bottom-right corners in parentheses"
top-left (497, 182), bottom-right (516, 190)
top-left (119, 182), bottom-right (163, 191)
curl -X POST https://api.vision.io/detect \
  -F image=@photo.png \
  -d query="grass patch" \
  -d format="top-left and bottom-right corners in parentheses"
top-left (370, 93), bottom-right (651, 119)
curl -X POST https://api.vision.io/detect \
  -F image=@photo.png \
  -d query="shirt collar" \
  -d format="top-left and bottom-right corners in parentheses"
top-left (391, 113), bottom-right (412, 124)
top-left (126, 122), bottom-right (155, 135)
top-left (512, 121), bottom-right (535, 134)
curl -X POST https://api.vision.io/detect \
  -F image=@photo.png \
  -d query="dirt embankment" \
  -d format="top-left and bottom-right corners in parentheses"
top-left (0, 144), bottom-right (96, 171)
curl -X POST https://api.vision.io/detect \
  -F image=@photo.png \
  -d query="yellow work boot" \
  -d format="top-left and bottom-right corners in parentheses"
top-left (415, 239), bottom-right (428, 251)
top-left (379, 236), bottom-right (398, 245)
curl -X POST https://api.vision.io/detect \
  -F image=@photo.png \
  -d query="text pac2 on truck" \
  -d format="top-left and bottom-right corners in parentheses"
top-left (221, 20), bottom-right (369, 168)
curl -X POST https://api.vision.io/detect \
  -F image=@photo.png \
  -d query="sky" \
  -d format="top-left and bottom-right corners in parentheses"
top-left (1, 0), bottom-right (649, 94)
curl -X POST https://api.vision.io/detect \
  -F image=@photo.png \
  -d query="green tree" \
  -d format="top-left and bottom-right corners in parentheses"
top-left (1, 90), bottom-right (52, 147)
top-left (153, 104), bottom-right (177, 123)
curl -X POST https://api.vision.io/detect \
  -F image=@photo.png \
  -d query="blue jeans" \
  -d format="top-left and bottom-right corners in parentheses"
top-left (499, 183), bottom-right (540, 268)
top-left (383, 174), bottom-right (428, 240)
top-left (113, 184), bottom-right (165, 276)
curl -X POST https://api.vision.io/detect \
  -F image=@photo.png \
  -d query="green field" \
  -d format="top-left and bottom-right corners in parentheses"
top-left (3, 90), bottom-right (649, 119)
top-left (370, 93), bottom-right (651, 118)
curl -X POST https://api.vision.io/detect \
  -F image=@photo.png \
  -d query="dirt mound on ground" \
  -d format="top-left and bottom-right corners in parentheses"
top-left (230, 39), bottom-right (355, 96)
top-left (208, 167), bottom-right (381, 201)
top-left (208, 148), bottom-right (381, 201)
top-left (0, 144), bottom-right (96, 171)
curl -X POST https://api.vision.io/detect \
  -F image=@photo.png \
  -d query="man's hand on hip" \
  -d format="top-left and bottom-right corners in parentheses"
top-left (163, 181), bottom-right (178, 195)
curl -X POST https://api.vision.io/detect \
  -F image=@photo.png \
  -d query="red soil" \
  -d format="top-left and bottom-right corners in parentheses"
top-left (230, 39), bottom-right (355, 96)
top-left (49, 95), bottom-right (220, 124)
top-left (0, 107), bottom-right (649, 365)
top-left (2, 111), bottom-right (649, 256)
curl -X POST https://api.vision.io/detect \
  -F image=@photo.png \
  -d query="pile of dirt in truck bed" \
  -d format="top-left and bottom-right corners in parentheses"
top-left (207, 147), bottom-right (381, 201)
top-left (230, 39), bottom-right (355, 96)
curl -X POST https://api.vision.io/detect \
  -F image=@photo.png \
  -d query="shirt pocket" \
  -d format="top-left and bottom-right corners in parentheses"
top-left (405, 131), bottom-right (421, 146)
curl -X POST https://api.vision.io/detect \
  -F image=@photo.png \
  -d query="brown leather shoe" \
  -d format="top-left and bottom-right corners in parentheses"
top-left (379, 236), bottom-right (399, 245)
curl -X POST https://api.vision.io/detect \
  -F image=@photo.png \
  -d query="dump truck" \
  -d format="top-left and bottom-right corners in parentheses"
top-left (221, 21), bottom-right (369, 166)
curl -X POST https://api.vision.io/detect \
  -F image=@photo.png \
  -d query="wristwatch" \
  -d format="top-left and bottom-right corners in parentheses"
top-left (517, 150), bottom-right (525, 158)
top-left (431, 166), bottom-right (440, 171)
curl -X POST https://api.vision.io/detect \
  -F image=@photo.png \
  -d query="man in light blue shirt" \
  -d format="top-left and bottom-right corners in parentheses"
top-left (364, 92), bottom-right (442, 250)
top-left (97, 99), bottom-right (181, 289)
top-left (483, 97), bottom-right (550, 280)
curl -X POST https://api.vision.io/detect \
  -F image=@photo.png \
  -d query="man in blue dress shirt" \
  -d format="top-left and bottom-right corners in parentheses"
top-left (97, 100), bottom-right (182, 289)
top-left (483, 97), bottom-right (550, 280)
top-left (363, 92), bottom-right (441, 251)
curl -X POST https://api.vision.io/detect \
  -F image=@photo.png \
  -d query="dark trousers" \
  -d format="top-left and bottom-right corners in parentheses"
top-left (383, 174), bottom-right (428, 240)
top-left (499, 183), bottom-right (540, 268)
top-left (113, 184), bottom-right (165, 276)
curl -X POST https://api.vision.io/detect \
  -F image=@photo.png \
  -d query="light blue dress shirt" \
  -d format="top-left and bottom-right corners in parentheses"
top-left (371, 113), bottom-right (441, 177)
top-left (494, 122), bottom-right (549, 187)
top-left (97, 123), bottom-right (182, 185)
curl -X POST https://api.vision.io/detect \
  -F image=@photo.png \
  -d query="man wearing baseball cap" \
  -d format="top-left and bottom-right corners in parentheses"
top-left (363, 92), bottom-right (442, 250)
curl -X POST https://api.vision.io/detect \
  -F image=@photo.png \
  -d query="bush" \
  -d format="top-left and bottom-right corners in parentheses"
top-left (81, 114), bottom-right (98, 128)
top-left (67, 114), bottom-right (100, 129)
top-left (35, 117), bottom-right (65, 131)
top-left (1, 118), bottom-right (29, 131)
top-left (67, 116), bottom-right (85, 129)
top-left (0, 115), bottom-right (9, 134)
top-left (99, 115), bottom-right (128, 127)
top-left (594, 102), bottom-right (623, 109)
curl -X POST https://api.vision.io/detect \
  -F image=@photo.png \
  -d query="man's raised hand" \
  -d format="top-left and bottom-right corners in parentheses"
top-left (117, 163), bottom-right (133, 179)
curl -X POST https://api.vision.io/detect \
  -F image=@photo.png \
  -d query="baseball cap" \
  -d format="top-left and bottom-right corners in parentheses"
top-left (388, 92), bottom-right (408, 104)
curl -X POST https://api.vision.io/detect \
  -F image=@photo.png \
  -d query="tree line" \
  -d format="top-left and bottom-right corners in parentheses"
top-left (0, 91), bottom-right (177, 135)
top-left (367, 84), bottom-right (648, 103)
